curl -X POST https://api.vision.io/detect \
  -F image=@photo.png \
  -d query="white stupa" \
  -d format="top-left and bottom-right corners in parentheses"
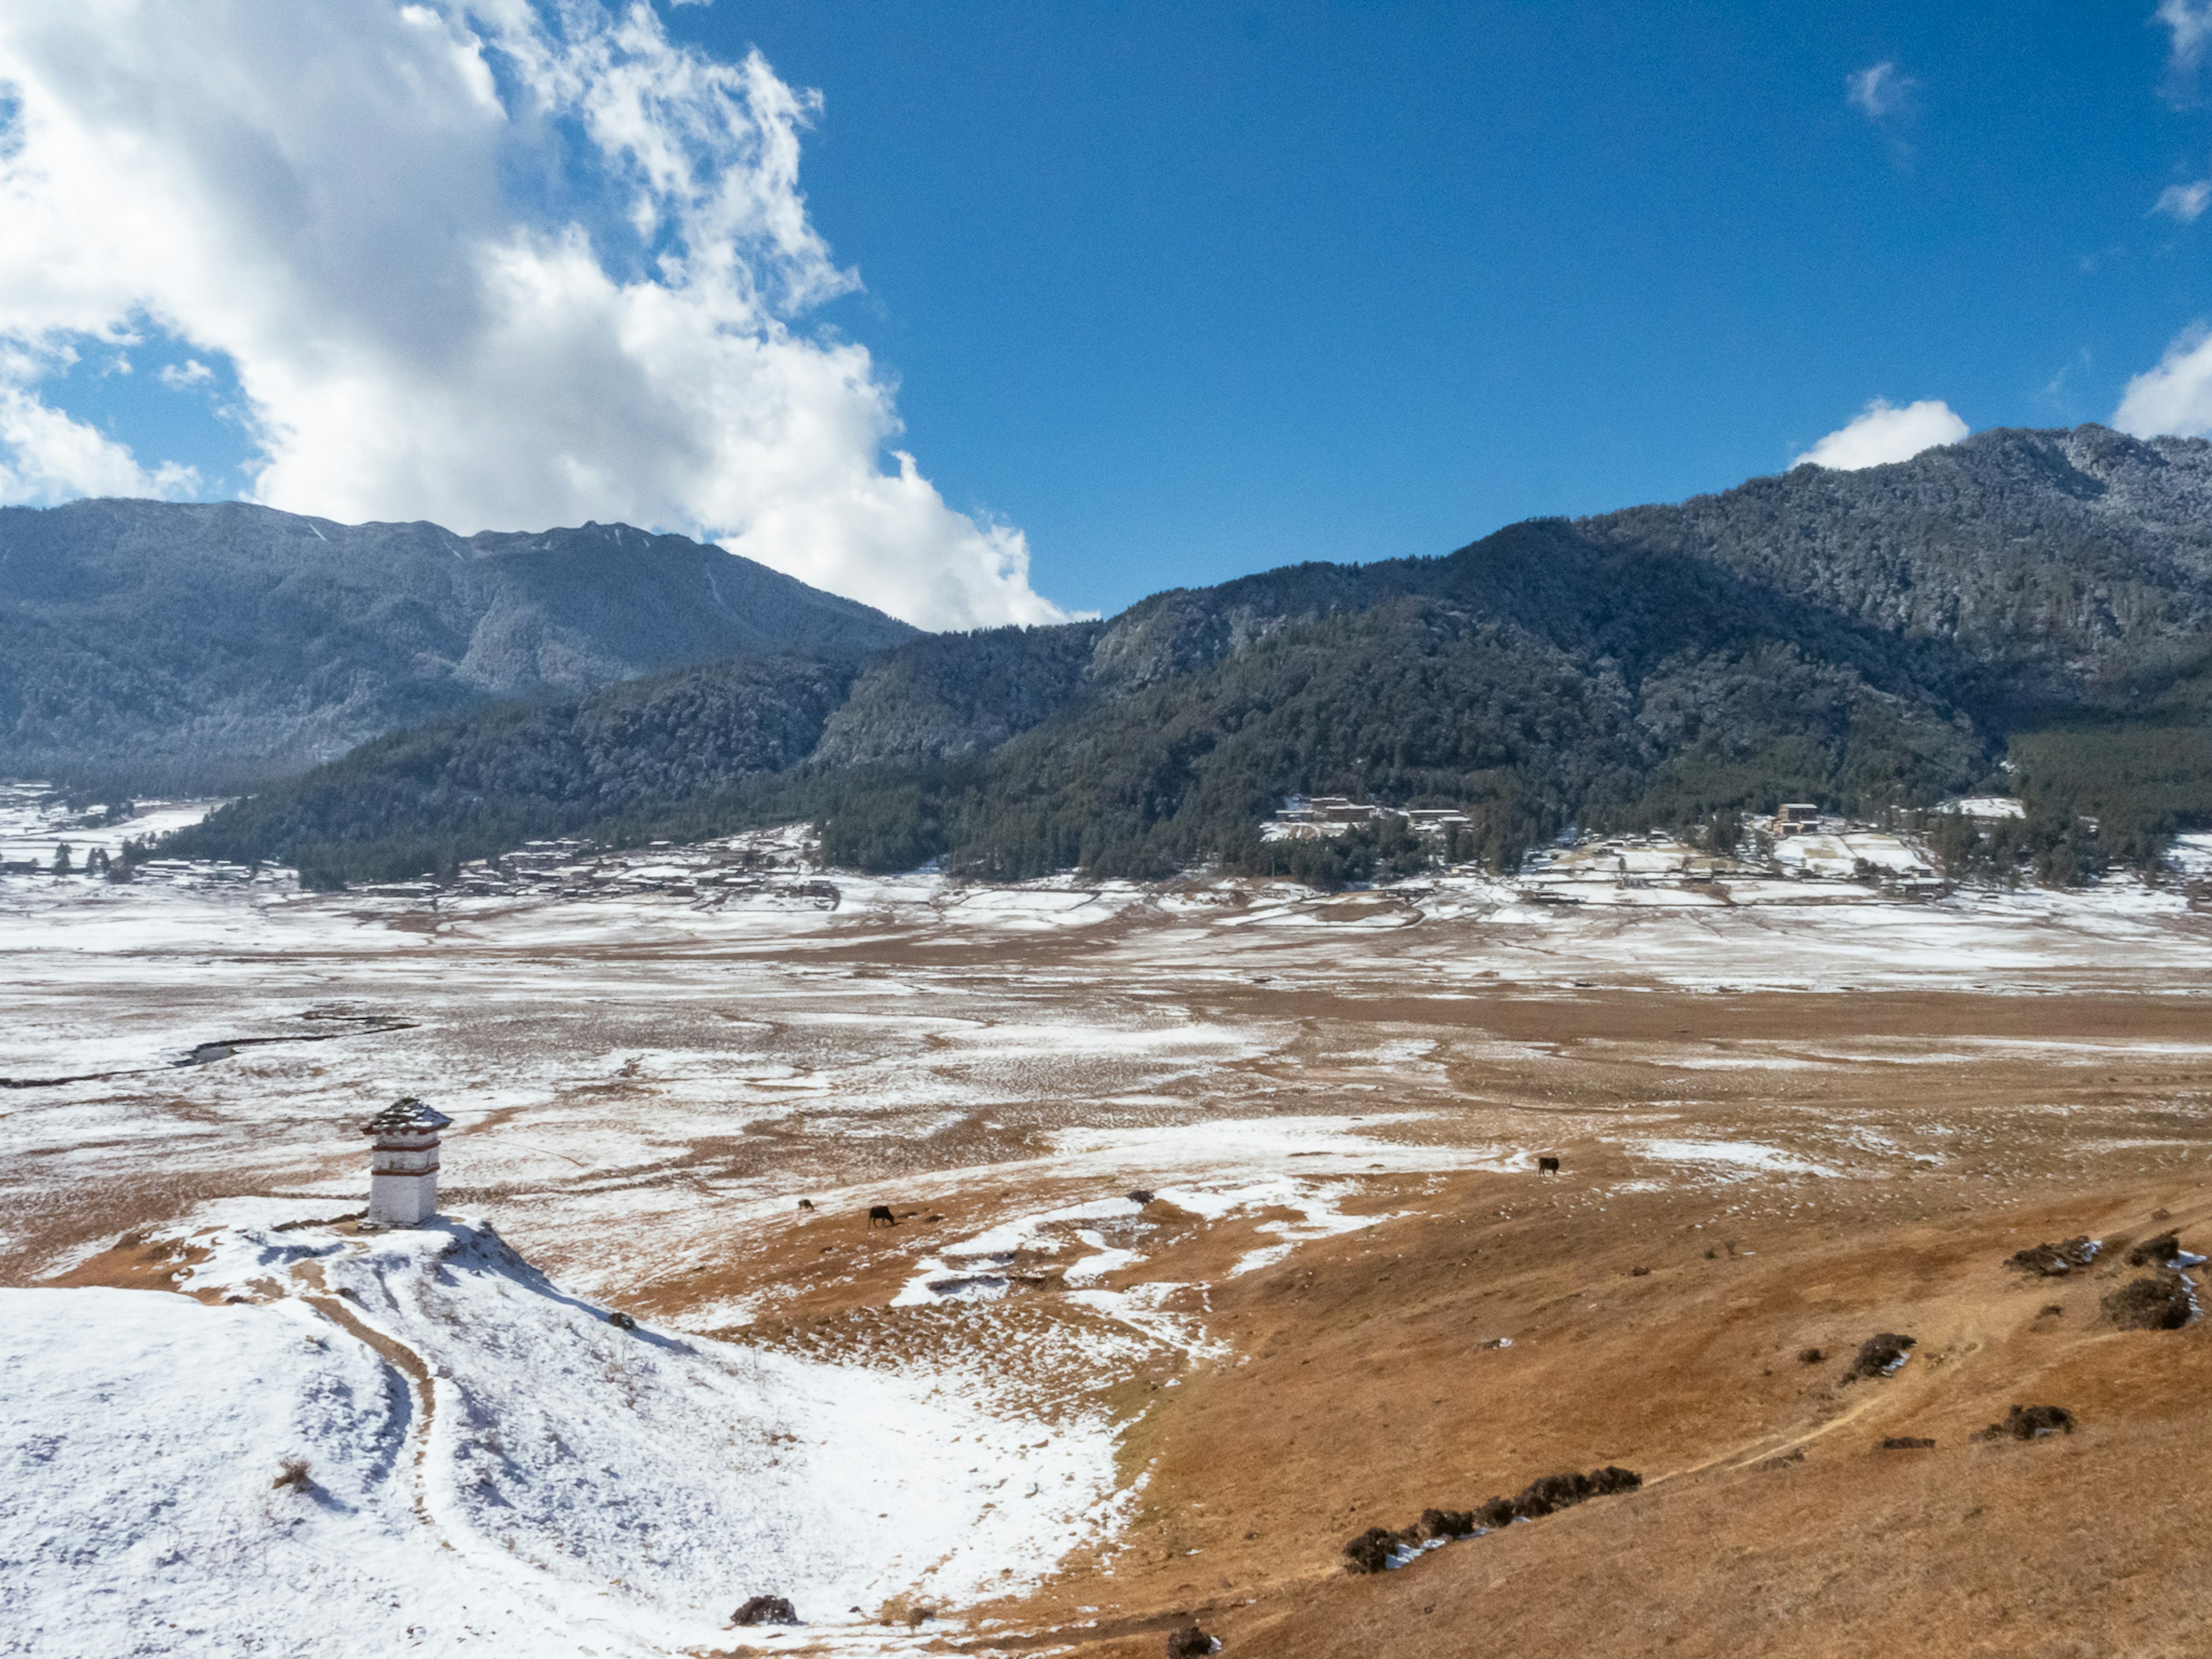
top-left (361, 1097), bottom-right (453, 1228)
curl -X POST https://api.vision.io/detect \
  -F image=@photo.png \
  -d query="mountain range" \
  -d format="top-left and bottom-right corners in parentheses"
top-left (119, 425), bottom-right (2212, 885)
top-left (0, 499), bottom-right (916, 791)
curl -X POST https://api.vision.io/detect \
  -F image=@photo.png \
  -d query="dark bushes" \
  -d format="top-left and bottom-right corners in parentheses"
top-left (2007, 1236), bottom-right (2099, 1277)
top-left (1975, 1405), bottom-right (2075, 1441)
top-left (2103, 1274), bottom-right (2195, 1331)
top-left (1842, 1333), bottom-right (1916, 1381)
top-left (1342, 1467), bottom-right (1642, 1572)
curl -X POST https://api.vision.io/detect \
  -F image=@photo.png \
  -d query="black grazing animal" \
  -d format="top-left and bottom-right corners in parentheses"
top-left (1537, 1156), bottom-right (1560, 1175)
top-left (797, 1199), bottom-right (815, 1211)
top-left (734, 1596), bottom-right (798, 1626)
top-left (868, 1205), bottom-right (897, 1228)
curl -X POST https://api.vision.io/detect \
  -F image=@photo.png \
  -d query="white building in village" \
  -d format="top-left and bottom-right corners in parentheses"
top-left (1950, 795), bottom-right (2028, 823)
top-left (1772, 802), bottom-right (1823, 836)
top-left (362, 1097), bottom-right (453, 1228)
top-left (1264, 796), bottom-right (1472, 842)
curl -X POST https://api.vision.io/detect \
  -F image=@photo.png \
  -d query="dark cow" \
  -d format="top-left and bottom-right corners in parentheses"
top-left (734, 1595), bottom-right (798, 1626)
top-left (1537, 1156), bottom-right (1560, 1175)
top-left (797, 1198), bottom-right (815, 1212)
top-left (868, 1205), bottom-right (897, 1228)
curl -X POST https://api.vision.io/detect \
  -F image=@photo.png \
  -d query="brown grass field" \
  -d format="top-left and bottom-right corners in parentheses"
top-left (594, 987), bottom-right (2212, 1659)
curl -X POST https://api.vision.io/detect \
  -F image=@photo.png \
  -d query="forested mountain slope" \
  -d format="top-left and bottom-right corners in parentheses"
top-left (0, 499), bottom-right (916, 790)
top-left (1586, 423), bottom-right (2212, 702)
top-left (169, 426), bottom-right (2212, 884)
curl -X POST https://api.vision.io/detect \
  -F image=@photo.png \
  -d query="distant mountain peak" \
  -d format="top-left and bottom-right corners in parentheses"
top-left (0, 499), bottom-right (917, 791)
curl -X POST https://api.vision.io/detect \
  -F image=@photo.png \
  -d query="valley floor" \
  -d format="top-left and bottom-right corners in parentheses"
top-left (5, 816), bottom-right (2212, 1656)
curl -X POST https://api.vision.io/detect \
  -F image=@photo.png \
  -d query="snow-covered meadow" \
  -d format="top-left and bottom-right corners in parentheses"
top-left (5, 785), bottom-right (2212, 1654)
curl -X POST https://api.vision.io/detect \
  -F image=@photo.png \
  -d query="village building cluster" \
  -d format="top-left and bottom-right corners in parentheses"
top-left (1260, 795), bottom-right (1953, 891)
top-left (1262, 796), bottom-right (1472, 843)
top-left (354, 828), bottom-right (841, 908)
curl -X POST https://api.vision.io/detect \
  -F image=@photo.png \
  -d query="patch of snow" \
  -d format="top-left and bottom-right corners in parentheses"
top-left (1772, 834), bottom-right (1857, 878)
top-left (2170, 833), bottom-right (2212, 878)
top-left (942, 1196), bottom-right (1145, 1262)
top-left (1059, 1282), bottom-right (1228, 1361)
top-left (1627, 1139), bottom-right (1841, 1179)
top-left (666, 1293), bottom-right (760, 1331)
top-left (1063, 1230), bottom-right (1143, 1286)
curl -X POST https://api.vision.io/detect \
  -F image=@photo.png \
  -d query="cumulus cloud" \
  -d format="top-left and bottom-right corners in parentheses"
top-left (0, 0), bottom-right (1067, 628)
top-left (2112, 320), bottom-right (2212, 437)
top-left (1791, 399), bottom-right (1969, 471)
top-left (1846, 61), bottom-right (1912, 122)
top-left (158, 359), bottom-right (214, 389)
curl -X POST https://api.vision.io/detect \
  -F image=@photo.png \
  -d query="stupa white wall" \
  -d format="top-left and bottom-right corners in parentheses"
top-left (362, 1098), bottom-right (453, 1228)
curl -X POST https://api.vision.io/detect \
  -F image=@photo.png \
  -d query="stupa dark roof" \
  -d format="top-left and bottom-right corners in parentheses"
top-left (361, 1096), bottom-right (453, 1137)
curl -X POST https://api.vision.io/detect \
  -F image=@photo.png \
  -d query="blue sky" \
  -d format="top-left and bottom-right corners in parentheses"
top-left (7, 1), bottom-right (2212, 623)
top-left (657, 0), bottom-right (2212, 611)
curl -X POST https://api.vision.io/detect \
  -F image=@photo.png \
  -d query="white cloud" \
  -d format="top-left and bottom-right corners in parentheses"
top-left (158, 359), bottom-right (214, 389)
top-left (1847, 61), bottom-right (1911, 121)
top-left (2112, 320), bottom-right (2212, 436)
top-left (0, 359), bottom-right (199, 504)
top-left (1791, 399), bottom-right (1969, 471)
top-left (2156, 179), bottom-right (2212, 221)
top-left (0, 0), bottom-right (1068, 630)
top-left (2159, 0), bottom-right (2212, 74)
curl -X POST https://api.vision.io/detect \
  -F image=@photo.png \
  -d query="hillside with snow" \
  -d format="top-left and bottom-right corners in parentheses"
top-left (3, 1206), bottom-right (1124, 1657)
